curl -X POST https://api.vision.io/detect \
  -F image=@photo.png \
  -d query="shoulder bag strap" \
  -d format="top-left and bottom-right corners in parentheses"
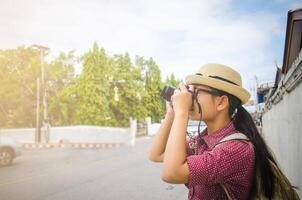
top-left (221, 184), bottom-right (232, 200)
top-left (219, 132), bottom-right (250, 200)
top-left (219, 132), bottom-right (249, 143)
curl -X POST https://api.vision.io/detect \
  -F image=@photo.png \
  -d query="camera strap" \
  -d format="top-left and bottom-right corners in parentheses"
top-left (191, 90), bottom-right (201, 114)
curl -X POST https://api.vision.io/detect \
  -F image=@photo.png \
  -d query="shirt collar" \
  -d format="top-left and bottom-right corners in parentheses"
top-left (201, 121), bottom-right (237, 149)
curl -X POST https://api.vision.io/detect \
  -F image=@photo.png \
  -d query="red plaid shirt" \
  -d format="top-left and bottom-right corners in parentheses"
top-left (185, 122), bottom-right (255, 200)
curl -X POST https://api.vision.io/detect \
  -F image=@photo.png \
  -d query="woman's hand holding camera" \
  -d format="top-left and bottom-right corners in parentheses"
top-left (171, 82), bottom-right (193, 114)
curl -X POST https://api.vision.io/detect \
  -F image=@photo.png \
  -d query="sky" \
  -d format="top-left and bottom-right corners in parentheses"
top-left (0, 0), bottom-right (301, 98)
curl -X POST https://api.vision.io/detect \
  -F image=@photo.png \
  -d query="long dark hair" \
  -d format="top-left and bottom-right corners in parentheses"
top-left (226, 92), bottom-right (277, 199)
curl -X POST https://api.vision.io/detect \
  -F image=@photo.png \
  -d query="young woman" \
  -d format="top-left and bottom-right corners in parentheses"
top-left (148, 63), bottom-right (279, 199)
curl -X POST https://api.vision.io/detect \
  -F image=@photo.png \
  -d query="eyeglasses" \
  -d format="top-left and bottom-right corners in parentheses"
top-left (194, 88), bottom-right (225, 97)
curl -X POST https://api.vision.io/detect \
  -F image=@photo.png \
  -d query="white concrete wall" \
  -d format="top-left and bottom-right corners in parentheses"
top-left (0, 125), bottom-right (131, 144)
top-left (147, 123), bottom-right (161, 136)
top-left (262, 82), bottom-right (302, 196)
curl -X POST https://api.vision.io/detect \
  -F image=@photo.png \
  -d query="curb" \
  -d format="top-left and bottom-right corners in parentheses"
top-left (21, 143), bottom-right (124, 149)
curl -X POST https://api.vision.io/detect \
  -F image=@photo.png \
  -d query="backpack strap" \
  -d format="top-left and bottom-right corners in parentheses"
top-left (221, 184), bottom-right (232, 200)
top-left (219, 132), bottom-right (249, 142)
top-left (218, 132), bottom-right (250, 200)
top-left (214, 132), bottom-right (250, 148)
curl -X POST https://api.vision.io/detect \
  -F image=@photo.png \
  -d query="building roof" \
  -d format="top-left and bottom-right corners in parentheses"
top-left (282, 8), bottom-right (302, 74)
top-left (263, 8), bottom-right (302, 111)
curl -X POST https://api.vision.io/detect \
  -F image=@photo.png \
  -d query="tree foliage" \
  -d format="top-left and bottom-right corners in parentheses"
top-left (165, 73), bottom-right (181, 87)
top-left (47, 51), bottom-right (77, 126)
top-left (0, 43), bottom-right (171, 128)
top-left (0, 46), bottom-right (40, 128)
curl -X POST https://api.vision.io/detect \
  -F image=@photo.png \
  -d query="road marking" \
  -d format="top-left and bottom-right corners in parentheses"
top-left (0, 174), bottom-right (48, 188)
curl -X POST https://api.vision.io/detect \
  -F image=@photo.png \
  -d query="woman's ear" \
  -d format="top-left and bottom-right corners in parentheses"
top-left (216, 95), bottom-right (229, 111)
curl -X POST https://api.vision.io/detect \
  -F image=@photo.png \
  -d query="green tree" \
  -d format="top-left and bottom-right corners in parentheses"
top-left (0, 46), bottom-right (41, 128)
top-left (143, 58), bottom-right (164, 123)
top-left (0, 46), bottom-right (78, 128)
top-left (165, 73), bottom-right (180, 87)
top-left (108, 53), bottom-right (147, 126)
top-left (0, 44), bottom-right (179, 128)
top-left (71, 43), bottom-right (113, 125)
top-left (47, 51), bottom-right (77, 126)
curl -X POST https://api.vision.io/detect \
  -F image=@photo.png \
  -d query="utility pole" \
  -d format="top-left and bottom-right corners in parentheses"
top-left (32, 45), bottom-right (50, 143)
top-left (35, 78), bottom-right (40, 143)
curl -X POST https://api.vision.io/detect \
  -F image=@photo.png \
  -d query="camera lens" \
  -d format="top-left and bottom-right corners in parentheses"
top-left (160, 86), bottom-right (175, 102)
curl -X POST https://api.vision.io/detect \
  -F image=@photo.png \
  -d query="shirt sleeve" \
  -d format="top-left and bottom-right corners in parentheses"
top-left (185, 137), bottom-right (196, 188)
top-left (186, 141), bottom-right (254, 186)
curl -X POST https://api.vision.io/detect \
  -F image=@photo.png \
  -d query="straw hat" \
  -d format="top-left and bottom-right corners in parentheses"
top-left (185, 63), bottom-right (250, 104)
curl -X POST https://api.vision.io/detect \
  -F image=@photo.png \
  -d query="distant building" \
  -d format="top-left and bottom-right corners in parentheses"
top-left (260, 8), bottom-right (302, 197)
top-left (256, 81), bottom-right (275, 105)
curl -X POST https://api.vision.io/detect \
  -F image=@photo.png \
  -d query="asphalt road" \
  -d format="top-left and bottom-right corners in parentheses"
top-left (0, 137), bottom-right (187, 200)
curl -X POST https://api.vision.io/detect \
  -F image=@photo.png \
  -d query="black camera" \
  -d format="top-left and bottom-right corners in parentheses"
top-left (160, 85), bottom-right (195, 110)
top-left (160, 85), bottom-right (176, 102)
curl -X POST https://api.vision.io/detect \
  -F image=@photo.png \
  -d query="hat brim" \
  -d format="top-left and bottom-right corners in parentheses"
top-left (185, 75), bottom-right (250, 104)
